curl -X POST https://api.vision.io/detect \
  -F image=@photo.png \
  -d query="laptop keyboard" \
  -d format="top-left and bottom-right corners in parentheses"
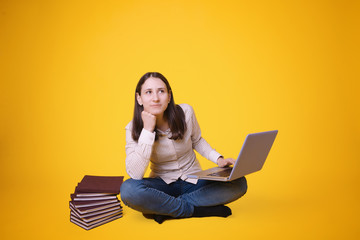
top-left (207, 168), bottom-right (232, 177)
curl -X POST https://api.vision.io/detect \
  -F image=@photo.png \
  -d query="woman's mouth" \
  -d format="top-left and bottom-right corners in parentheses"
top-left (151, 104), bottom-right (162, 107)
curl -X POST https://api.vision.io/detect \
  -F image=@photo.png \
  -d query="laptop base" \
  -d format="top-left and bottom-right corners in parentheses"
top-left (187, 167), bottom-right (232, 181)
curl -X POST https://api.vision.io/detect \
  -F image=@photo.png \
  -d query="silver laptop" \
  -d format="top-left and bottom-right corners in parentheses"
top-left (187, 130), bottom-right (278, 181)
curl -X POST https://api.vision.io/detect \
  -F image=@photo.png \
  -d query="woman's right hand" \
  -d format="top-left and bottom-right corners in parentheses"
top-left (217, 157), bottom-right (236, 168)
top-left (141, 111), bottom-right (156, 132)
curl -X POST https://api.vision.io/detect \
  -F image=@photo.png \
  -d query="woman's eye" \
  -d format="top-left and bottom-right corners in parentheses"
top-left (145, 91), bottom-right (151, 94)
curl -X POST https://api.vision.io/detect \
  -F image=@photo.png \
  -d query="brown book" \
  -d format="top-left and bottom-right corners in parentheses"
top-left (73, 190), bottom-right (115, 197)
top-left (70, 208), bottom-right (123, 222)
top-left (76, 175), bottom-right (124, 194)
top-left (70, 193), bottom-right (118, 201)
top-left (70, 204), bottom-right (122, 218)
top-left (70, 199), bottom-right (119, 208)
top-left (69, 201), bottom-right (121, 214)
top-left (70, 212), bottom-right (122, 230)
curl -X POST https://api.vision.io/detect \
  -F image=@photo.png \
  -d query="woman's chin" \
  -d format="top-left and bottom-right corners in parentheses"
top-left (150, 111), bottom-right (163, 116)
top-left (151, 109), bottom-right (167, 116)
top-left (144, 107), bottom-right (167, 116)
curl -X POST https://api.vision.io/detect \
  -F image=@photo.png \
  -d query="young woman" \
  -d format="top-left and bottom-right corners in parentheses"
top-left (120, 72), bottom-right (247, 224)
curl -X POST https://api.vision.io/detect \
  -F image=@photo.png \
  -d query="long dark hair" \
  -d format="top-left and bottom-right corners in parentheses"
top-left (131, 72), bottom-right (186, 141)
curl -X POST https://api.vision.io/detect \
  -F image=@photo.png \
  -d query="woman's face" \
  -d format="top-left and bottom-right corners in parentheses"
top-left (136, 77), bottom-right (171, 117)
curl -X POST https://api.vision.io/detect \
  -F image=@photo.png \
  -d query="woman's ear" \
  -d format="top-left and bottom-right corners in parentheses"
top-left (168, 90), bottom-right (172, 103)
top-left (136, 93), bottom-right (143, 106)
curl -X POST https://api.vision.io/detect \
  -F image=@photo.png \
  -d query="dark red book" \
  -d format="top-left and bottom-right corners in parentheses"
top-left (70, 199), bottom-right (119, 208)
top-left (73, 190), bottom-right (114, 197)
top-left (70, 204), bottom-right (122, 218)
top-left (70, 213), bottom-right (122, 230)
top-left (76, 175), bottom-right (124, 194)
top-left (70, 193), bottom-right (118, 201)
top-left (70, 208), bottom-right (123, 222)
top-left (69, 201), bottom-right (121, 214)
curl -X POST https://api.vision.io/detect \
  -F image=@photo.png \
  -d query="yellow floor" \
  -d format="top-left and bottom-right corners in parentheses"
top-left (1, 172), bottom-right (359, 240)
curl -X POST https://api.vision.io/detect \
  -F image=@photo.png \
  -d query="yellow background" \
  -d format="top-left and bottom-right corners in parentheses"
top-left (1, 0), bottom-right (359, 239)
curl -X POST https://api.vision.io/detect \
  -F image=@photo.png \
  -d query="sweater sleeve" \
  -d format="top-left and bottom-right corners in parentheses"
top-left (125, 123), bottom-right (155, 179)
top-left (187, 105), bottom-right (222, 164)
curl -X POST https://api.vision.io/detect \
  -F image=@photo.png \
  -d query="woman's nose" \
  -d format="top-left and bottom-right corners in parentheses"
top-left (152, 93), bottom-right (159, 101)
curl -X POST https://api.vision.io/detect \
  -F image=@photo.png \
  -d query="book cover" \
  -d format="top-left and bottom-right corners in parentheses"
top-left (69, 201), bottom-right (121, 214)
top-left (76, 175), bottom-right (124, 194)
top-left (70, 199), bottom-right (119, 208)
top-left (70, 204), bottom-right (122, 218)
top-left (70, 193), bottom-right (118, 201)
top-left (70, 214), bottom-right (122, 230)
top-left (73, 190), bottom-right (115, 197)
top-left (70, 208), bottom-right (123, 222)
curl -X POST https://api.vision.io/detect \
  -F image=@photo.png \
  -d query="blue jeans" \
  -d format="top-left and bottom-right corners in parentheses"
top-left (120, 177), bottom-right (247, 218)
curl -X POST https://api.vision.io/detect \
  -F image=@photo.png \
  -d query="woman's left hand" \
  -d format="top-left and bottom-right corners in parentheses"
top-left (217, 157), bottom-right (236, 168)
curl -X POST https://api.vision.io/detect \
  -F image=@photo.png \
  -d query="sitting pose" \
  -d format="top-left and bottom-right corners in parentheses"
top-left (120, 72), bottom-right (247, 224)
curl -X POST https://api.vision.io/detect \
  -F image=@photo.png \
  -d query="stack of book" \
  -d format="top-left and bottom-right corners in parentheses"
top-left (69, 175), bottom-right (124, 230)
